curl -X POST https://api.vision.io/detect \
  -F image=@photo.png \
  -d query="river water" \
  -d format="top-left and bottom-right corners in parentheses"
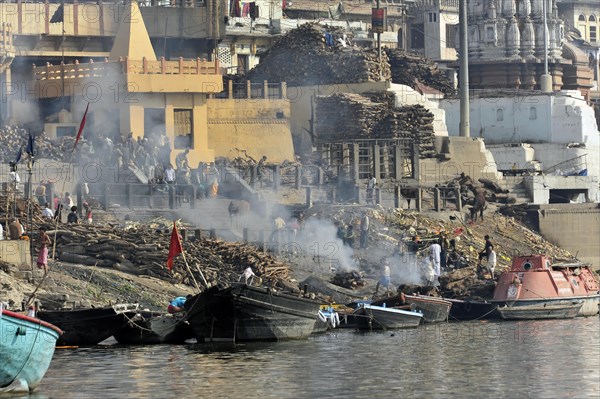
top-left (21, 317), bottom-right (600, 399)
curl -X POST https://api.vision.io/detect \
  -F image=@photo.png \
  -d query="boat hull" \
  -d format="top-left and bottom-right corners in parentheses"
top-left (373, 295), bottom-right (452, 323)
top-left (113, 312), bottom-right (194, 344)
top-left (354, 304), bottom-right (423, 330)
top-left (497, 302), bottom-right (583, 320)
top-left (1, 310), bottom-right (61, 394)
top-left (492, 296), bottom-right (600, 318)
top-left (38, 306), bottom-right (137, 345)
top-left (184, 284), bottom-right (322, 342)
top-left (447, 299), bottom-right (499, 321)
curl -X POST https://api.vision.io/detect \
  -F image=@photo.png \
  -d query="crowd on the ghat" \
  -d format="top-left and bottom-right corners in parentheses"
top-left (75, 131), bottom-right (221, 199)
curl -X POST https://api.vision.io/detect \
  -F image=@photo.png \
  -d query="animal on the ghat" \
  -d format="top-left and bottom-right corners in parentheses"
top-left (470, 190), bottom-right (486, 222)
top-left (400, 188), bottom-right (419, 209)
top-left (228, 200), bottom-right (250, 227)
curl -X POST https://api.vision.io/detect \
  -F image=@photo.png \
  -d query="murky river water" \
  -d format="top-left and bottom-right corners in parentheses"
top-left (19, 317), bottom-right (600, 399)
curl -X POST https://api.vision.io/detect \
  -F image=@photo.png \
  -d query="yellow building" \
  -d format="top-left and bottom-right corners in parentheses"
top-left (30, 0), bottom-right (294, 165)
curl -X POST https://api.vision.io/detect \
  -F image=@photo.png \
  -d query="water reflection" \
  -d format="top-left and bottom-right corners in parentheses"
top-left (35, 318), bottom-right (599, 399)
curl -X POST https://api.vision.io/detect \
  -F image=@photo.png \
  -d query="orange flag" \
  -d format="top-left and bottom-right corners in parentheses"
top-left (166, 222), bottom-right (183, 270)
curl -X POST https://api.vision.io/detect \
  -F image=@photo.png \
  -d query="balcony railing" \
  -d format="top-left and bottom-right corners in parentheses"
top-left (33, 56), bottom-right (220, 81)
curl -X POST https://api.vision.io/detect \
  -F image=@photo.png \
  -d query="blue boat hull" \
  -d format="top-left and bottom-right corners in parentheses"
top-left (1, 310), bottom-right (61, 394)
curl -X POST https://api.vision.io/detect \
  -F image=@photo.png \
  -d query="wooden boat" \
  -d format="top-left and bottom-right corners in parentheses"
top-left (354, 303), bottom-right (423, 330)
top-left (1, 308), bottom-right (62, 394)
top-left (184, 283), bottom-right (322, 342)
top-left (493, 255), bottom-right (600, 318)
top-left (497, 301), bottom-right (583, 320)
top-left (372, 294), bottom-right (452, 323)
top-left (313, 305), bottom-right (342, 333)
top-left (37, 304), bottom-right (138, 345)
top-left (447, 299), bottom-right (499, 321)
top-left (113, 311), bottom-right (194, 344)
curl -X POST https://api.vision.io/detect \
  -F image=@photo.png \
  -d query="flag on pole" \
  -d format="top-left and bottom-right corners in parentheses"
top-left (26, 131), bottom-right (35, 157)
top-left (73, 102), bottom-right (89, 152)
top-left (14, 148), bottom-right (22, 164)
top-left (50, 3), bottom-right (64, 24)
top-left (166, 222), bottom-right (183, 270)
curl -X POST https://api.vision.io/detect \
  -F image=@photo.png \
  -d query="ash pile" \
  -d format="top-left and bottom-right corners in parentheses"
top-left (315, 92), bottom-right (436, 157)
top-left (246, 23), bottom-right (391, 86)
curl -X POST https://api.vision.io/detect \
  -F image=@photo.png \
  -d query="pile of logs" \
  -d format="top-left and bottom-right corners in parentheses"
top-left (0, 126), bottom-right (79, 163)
top-left (315, 92), bottom-right (437, 157)
top-left (331, 270), bottom-right (366, 289)
top-left (385, 49), bottom-right (455, 96)
top-left (37, 222), bottom-right (292, 289)
top-left (247, 23), bottom-right (391, 86)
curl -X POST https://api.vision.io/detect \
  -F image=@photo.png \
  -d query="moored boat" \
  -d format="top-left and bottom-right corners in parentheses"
top-left (497, 301), bottom-right (583, 320)
top-left (354, 303), bottom-right (423, 330)
top-left (1, 308), bottom-right (62, 394)
top-left (372, 294), bottom-right (452, 323)
top-left (447, 298), bottom-right (499, 321)
top-left (492, 255), bottom-right (600, 318)
top-left (113, 311), bottom-right (194, 345)
top-left (37, 304), bottom-right (139, 345)
top-left (184, 283), bottom-right (323, 342)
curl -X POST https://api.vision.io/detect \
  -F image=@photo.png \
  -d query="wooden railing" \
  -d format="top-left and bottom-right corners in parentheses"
top-left (33, 56), bottom-right (220, 81)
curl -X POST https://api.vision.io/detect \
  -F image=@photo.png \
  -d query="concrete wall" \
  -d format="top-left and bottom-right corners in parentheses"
top-left (530, 204), bottom-right (600, 269)
top-left (440, 91), bottom-right (600, 146)
top-left (524, 175), bottom-right (600, 204)
top-left (206, 97), bottom-right (294, 163)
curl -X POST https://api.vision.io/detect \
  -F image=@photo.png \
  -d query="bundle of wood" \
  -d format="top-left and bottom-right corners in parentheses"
top-left (385, 49), bottom-right (455, 96)
top-left (315, 92), bottom-right (437, 157)
top-left (0, 126), bottom-right (79, 163)
top-left (315, 93), bottom-right (385, 140)
top-left (246, 23), bottom-right (390, 86)
top-left (331, 270), bottom-right (366, 289)
top-left (41, 223), bottom-right (292, 290)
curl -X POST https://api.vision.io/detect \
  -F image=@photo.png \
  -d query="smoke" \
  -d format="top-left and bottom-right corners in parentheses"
top-left (387, 252), bottom-right (431, 286)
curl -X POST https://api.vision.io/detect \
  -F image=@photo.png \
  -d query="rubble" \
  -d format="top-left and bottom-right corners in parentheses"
top-left (0, 126), bottom-right (81, 163)
top-left (246, 23), bottom-right (391, 86)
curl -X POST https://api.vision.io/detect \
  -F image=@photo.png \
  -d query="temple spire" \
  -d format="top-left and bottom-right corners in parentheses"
top-left (109, 0), bottom-right (156, 61)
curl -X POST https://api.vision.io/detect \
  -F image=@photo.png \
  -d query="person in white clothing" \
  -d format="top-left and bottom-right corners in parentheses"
top-left (429, 240), bottom-right (442, 286)
top-left (241, 266), bottom-right (256, 285)
top-left (487, 249), bottom-right (497, 278)
top-left (366, 175), bottom-right (376, 204)
top-left (41, 203), bottom-right (54, 219)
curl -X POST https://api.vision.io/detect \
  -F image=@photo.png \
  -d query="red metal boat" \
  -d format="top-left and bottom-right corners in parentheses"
top-left (493, 255), bottom-right (600, 318)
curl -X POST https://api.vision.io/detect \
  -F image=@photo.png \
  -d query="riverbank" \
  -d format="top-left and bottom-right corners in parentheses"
top-left (0, 199), bottom-right (582, 312)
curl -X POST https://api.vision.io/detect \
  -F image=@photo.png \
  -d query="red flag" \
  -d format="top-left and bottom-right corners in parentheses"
top-left (166, 222), bottom-right (183, 270)
top-left (73, 102), bottom-right (90, 152)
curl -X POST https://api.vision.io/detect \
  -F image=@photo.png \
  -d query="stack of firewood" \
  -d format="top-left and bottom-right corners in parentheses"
top-left (0, 126), bottom-right (80, 163)
top-left (315, 92), bottom-right (437, 157)
top-left (37, 223), bottom-right (291, 289)
top-left (246, 23), bottom-right (391, 86)
top-left (331, 270), bottom-right (366, 289)
top-left (385, 49), bottom-right (455, 96)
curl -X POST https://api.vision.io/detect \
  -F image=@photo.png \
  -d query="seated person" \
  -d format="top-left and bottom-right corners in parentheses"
top-left (67, 206), bottom-right (79, 224)
top-left (167, 295), bottom-right (192, 314)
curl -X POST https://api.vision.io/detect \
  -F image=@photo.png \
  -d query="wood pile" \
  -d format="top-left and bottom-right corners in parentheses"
top-left (0, 126), bottom-right (80, 163)
top-left (46, 223), bottom-right (292, 289)
top-left (331, 270), bottom-right (366, 289)
top-left (385, 49), bottom-right (455, 96)
top-left (315, 92), bottom-right (437, 157)
top-left (246, 23), bottom-right (391, 86)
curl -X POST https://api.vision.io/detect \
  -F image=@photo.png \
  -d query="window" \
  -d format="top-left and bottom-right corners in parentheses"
top-left (428, 12), bottom-right (437, 22)
top-left (589, 15), bottom-right (596, 22)
top-left (174, 109), bottom-right (193, 149)
top-left (591, 26), bottom-right (597, 43)
top-left (446, 24), bottom-right (458, 48)
top-left (496, 109), bottom-right (504, 121)
top-left (410, 23), bottom-right (424, 49)
top-left (529, 106), bottom-right (537, 120)
top-left (578, 14), bottom-right (586, 22)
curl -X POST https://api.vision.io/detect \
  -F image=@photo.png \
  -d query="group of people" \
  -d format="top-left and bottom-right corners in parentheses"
top-left (335, 212), bottom-right (370, 249)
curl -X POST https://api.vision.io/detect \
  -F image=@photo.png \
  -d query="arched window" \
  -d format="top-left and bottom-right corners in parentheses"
top-left (496, 109), bottom-right (504, 121)
top-left (578, 14), bottom-right (586, 22)
top-left (589, 15), bottom-right (596, 22)
top-left (529, 106), bottom-right (537, 120)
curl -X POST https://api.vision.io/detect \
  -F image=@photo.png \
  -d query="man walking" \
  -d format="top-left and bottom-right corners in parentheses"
top-left (360, 212), bottom-right (370, 249)
top-left (429, 239), bottom-right (442, 287)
